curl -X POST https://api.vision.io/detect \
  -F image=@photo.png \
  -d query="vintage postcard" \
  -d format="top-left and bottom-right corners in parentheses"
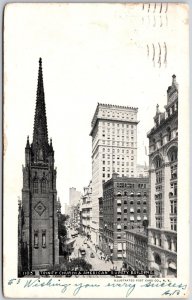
top-left (3, 2), bottom-right (190, 298)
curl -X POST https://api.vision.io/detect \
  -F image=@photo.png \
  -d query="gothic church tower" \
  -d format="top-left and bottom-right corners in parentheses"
top-left (18, 58), bottom-right (59, 272)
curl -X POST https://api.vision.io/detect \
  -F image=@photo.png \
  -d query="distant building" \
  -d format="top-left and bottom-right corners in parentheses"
top-left (147, 75), bottom-right (178, 277)
top-left (125, 228), bottom-right (148, 271)
top-left (90, 103), bottom-right (139, 244)
top-left (64, 203), bottom-right (70, 216)
top-left (68, 187), bottom-right (82, 226)
top-left (136, 164), bottom-right (149, 178)
top-left (81, 181), bottom-right (92, 239)
top-left (69, 187), bottom-right (82, 206)
top-left (18, 58), bottom-right (59, 273)
top-left (101, 173), bottom-right (149, 261)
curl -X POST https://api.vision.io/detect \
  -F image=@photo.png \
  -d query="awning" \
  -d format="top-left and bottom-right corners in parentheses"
top-left (143, 216), bottom-right (148, 220)
top-left (168, 262), bottom-right (176, 270)
top-left (137, 216), bottom-right (141, 221)
top-left (130, 208), bottom-right (134, 212)
top-left (130, 216), bottom-right (134, 221)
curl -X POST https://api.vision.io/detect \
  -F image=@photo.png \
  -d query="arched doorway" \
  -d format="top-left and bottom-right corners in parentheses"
top-left (151, 252), bottom-right (162, 277)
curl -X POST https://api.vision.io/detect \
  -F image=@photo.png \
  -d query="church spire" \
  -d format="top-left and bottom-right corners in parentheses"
top-left (32, 58), bottom-right (49, 162)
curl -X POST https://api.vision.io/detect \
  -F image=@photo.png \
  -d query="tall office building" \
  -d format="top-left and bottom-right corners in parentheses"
top-left (147, 75), bottom-right (178, 277)
top-left (102, 174), bottom-right (149, 261)
top-left (90, 103), bottom-right (138, 244)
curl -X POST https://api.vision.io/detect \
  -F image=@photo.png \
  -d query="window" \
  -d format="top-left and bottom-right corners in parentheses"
top-left (34, 231), bottom-right (39, 248)
top-left (170, 218), bottom-right (177, 231)
top-left (167, 239), bottom-right (172, 250)
top-left (160, 133), bottom-right (163, 146)
top-left (156, 217), bottom-right (162, 229)
top-left (33, 179), bottom-right (38, 194)
top-left (41, 179), bottom-right (46, 193)
top-left (171, 182), bottom-right (177, 196)
top-left (103, 167), bottom-right (105, 171)
top-left (42, 231), bottom-right (46, 248)
top-left (117, 224), bottom-right (121, 231)
top-left (153, 138), bottom-right (156, 150)
top-left (171, 151), bottom-right (178, 162)
top-left (171, 165), bottom-right (177, 179)
top-left (156, 157), bottom-right (162, 168)
top-left (167, 127), bottom-right (171, 141)
top-left (156, 170), bottom-right (162, 183)
top-left (170, 200), bottom-right (177, 214)
top-left (156, 201), bottom-right (162, 214)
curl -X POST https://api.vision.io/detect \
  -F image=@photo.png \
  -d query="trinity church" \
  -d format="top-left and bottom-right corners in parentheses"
top-left (18, 58), bottom-right (59, 273)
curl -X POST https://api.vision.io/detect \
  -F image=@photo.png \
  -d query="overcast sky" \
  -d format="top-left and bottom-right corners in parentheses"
top-left (4, 3), bottom-right (188, 212)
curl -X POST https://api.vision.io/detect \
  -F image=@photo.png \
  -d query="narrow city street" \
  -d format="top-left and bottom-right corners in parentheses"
top-left (67, 227), bottom-right (121, 273)
top-left (69, 234), bottom-right (114, 271)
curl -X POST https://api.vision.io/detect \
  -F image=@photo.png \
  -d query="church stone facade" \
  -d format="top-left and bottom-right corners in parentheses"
top-left (18, 58), bottom-right (59, 273)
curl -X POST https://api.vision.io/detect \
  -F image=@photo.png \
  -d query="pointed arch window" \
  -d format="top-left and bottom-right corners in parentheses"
top-left (33, 179), bottom-right (39, 194)
top-left (34, 230), bottom-right (39, 248)
top-left (41, 179), bottom-right (47, 193)
top-left (42, 230), bottom-right (46, 248)
top-left (160, 133), bottom-right (163, 146)
top-left (167, 127), bottom-right (171, 141)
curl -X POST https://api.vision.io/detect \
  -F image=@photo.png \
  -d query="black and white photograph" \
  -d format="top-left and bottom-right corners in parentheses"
top-left (3, 3), bottom-right (189, 298)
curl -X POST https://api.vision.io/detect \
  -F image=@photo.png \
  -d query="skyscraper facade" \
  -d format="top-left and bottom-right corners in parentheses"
top-left (90, 103), bottom-right (138, 244)
top-left (147, 75), bottom-right (178, 277)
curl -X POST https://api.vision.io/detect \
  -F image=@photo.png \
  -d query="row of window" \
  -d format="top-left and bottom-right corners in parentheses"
top-left (33, 179), bottom-right (47, 194)
top-left (102, 134), bottom-right (135, 140)
top-left (155, 217), bottom-right (177, 231)
top-left (101, 122), bottom-right (135, 128)
top-left (102, 163), bottom-right (134, 170)
top-left (117, 208), bottom-right (147, 213)
top-left (153, 150), bottom-right (177, 170)
top-left (102, 148), bottom-right (134, 154)
top-left (117, 201), bottom-right (147, 206)
top-left (116, 183), bottom-right (147, 188)
top-left (116, 191), bottom-right (147, 197)
top-left (101, 141), bottom-right (135, 147)
top-left (34, 231), bottom-right (46, 248)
